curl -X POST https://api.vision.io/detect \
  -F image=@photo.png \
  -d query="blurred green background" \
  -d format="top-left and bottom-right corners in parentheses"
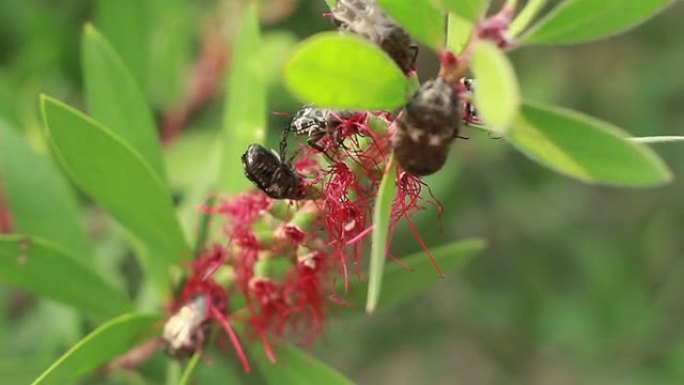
top-left (1, 0), bottom-right (683, 384)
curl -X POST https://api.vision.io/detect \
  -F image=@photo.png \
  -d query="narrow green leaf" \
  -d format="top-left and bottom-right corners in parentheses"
top-left (507, 101), bottom-right (672, 186)
top-left (376, 0), bottom-right (445, 49)
top-left (284, 33), bottom-right (412, 110)
top-left (179, 352), bottom-right (202, 385)
top-left (343, 239), bottom-right (485, 314)
top-left (220, 3), bottom-right (266, 194)
top-left (31, 313), bottom-right (160, 385)
top-left (470, 41), bottom-right (521, 134)
top-left (95, 0), bottom-right (149, 86)
top-left (366, 160), bottom-right (397, 313)
top-left (41, 96), bottom-right (189, 293)
top-left (509, 0), bottom-right (550, 37)
top-left (522, 0), bottom-right (676, 45)
top-left (439, 0), bottom-right (488, 22)
top-left (324, 0), bottom-right (336, 10)
top-left (253, 344), bottom-right (354, 385)
top-left (446, 12), bottom-right (474, 55)
top-left (83, 25), bottom-right (167, 181)
top-left (630, 136), bottom-right (684, 144)
top-left (0, 121), bottom-right (94, 264)
top-left (0, 235), bottom-right (131, 319)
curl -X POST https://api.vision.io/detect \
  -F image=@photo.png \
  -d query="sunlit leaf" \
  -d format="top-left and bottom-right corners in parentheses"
top-left (446, 12), bottom-right (474, 54)
top-left (253, 344), bottom-right (354, 385)
top-left (41, 96), bottom-right (189, 293)
top-left (471, 41), bottom-right (521, 134)
top-left (439, 0), bottom-right (488, 22)
top-left (0, 121), bottom-right (93, 264)
top-left (507, 101), bottom-right (672, 186)
top-left (31, 313), bottom-right (160, 385)
top-left (220, 3), bottom-right (266, 194)
top-left (82, 25), bottom-right (167, 181)
top-left (523, 0), bottom-right (676, 45)
top-left (509, 0), bottom-right (550, 37)
top-left (0, 235), bottom-right (131, 319)
top-left (376, 0), bottom-right (444, 49)
top-left (630, 136), bottom-right (684, 144)
top-left (366, 160), bottom-right (397, 313)
top-left (343, 239), bottom-right (485, 314)
top-left (284, 33), bottom-right (412, 110)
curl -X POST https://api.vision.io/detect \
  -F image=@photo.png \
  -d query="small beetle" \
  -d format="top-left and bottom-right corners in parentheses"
top-left (242, 143), bottom-right (306, 200)
top-left (289, 105), bottom-right (355, 152)
top-left (332, 0), bottom-right (418, 73)
top-left (393, 77), bottom-right (461, 176)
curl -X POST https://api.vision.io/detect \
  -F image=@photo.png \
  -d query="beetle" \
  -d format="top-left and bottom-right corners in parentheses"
top-left (288, 105), bottom-right (356, 152)
top-left (393, 77), bottom-right (461, 176)
top-left (331, 0), bottom-right (418, 73)
top-left (242, 143), bottom-right (306, 200)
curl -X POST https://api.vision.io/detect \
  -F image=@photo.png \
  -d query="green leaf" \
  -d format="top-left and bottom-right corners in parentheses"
top-left (630, 136), bottom-right (684, 144)
top-left (31, 313), bottom-right (160, 385)
top-left (509, 0), bottom-right (550, 37)
top-left (0, 121), bottom-right (94, 264)
top-left (376, 0), bottom-right (445, 49)
top-left (324, 0), bottom-right (336, 10)
top-left (82, 25), bottom-right (167, 182)
top-left (344, 239), bottom-right (485, 314)
top-left (220, 3), bottom-right (266, 194)
top-left (95, 0), bottom-right (149, 86)
top-left (366, 160), bottom-right (397, 313)
top-left (470, 41), bottom-right (521, 134)
top-left (40, 96), bottom-right (189, 293)
top-left (522, 0), bottom-right (676, 45)
top-left (284, 33), bottom-right (412, 110)
top-left (253, 344), bottom-right (354, 385)
top-left (0, 235), bottom-right (131, 319)
top-left (439, 0), bottom-right (488, 22)
top-left (507, 101), bottom-right (672, 186)
top-left (446, 12), bottom-right (474, 55)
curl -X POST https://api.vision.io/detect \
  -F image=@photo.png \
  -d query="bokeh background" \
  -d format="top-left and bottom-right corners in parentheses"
top-left (1, 0), bottom-right (683, 384)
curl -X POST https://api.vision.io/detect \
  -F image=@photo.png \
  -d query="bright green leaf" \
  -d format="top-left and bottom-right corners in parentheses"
top-left (41, 96), bottom-right (189, 293)
top-left (0, 121), bottom-right (94, 264)
top-left (344, 239), bottom-right (485, 314)
top-left (220, 3), bottom-right (266, 194)
top-left (439, 0), bottom-right (488, 22)
top-left (446, 12), bottom-right (474, 54)
top-left (95, 0), bottom-right (149, 86)
top-left (0, 235), bottom-right (131, 319)
top-left (376, 0), bottom-right (445, 49)
top-left (31, 313), bottom-right (160, 385)
top-left (253, 344), bottom-right (354, 385)
top-left (82, 25), bottom-right (167, 181)
top-left (509, 0), bottom-right (550, 37)
top-left (324, 0), bottom-right (336, 10)
top-left (366, 160), bottom-right (397, 313)
top-left (630, 136), bottom-right (684, 144)
top-left (523, 0), bottom-right (676, 45)
top-left (471, 41), bottom-right (521, 134)
top-left (507, 101), bottom-right (672, 186)
top-left (284, 33), bottom-right (412, 110)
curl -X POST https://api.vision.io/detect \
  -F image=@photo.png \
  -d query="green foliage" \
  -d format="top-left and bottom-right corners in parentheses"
top-left (471, 41), bottom-right (521, 134)
top-left (507, 102), bottom-right (672, 186)
top-left (284, 33), bottom-right (411, 109)
top-left (439, 0), bottom-right (489, 22)
top-left (345, 239), bottom-right (486, 313)
top-left (446, 13), bottom-right (474, 54)
top-left (366, 160), bottom-right (397, 313)
top-left (40, 96), bottom-right (188, 293)
top-left (82, 25), bottom-right (167, 181)
top-left (253, 344), bottom-right (354, 385)
top-left (376, 0), bottom-right (445, 49)
top-left (523, 0), bottom-right (677, 45)
top-left (0, 235), bottom-right (131, 319)
top-left (0, 121), bottom-right (93, 264)
top-left (31, 313), bottom-right (159, 385)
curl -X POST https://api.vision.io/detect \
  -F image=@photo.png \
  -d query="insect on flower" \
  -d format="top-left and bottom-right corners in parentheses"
top-left (242, 143), bottom-right (307, 200)
top-left (288, 105), bottom-right (356, 152)
top-left (331, 0), bottom-right (418, 73)
top-left (393, 77), bottom-right (462, 176)
top-left (163, 296), bottom-right (209, 358)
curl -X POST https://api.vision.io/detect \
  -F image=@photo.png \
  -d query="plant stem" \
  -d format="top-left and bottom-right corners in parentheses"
top-left (509, 0), bottom-right (550, 37)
